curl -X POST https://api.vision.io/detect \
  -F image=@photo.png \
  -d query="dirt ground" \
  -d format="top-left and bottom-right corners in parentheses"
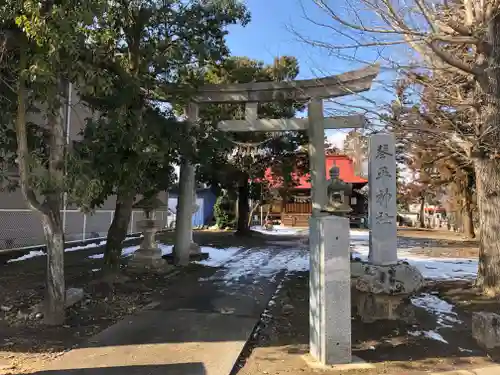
top-left (0, 230), bottom-right (284, 374)
top-left (234, 274), bottom-right (500, 375)
top-left (397, 228), bottom-right (479, 259)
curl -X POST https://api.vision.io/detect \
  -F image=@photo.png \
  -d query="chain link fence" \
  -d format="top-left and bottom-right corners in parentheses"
top-left (0, 209), bottom-right (169, 250)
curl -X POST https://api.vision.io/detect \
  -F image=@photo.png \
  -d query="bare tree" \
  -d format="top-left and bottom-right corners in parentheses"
top-left (298, 0), bottom-right (500, 294)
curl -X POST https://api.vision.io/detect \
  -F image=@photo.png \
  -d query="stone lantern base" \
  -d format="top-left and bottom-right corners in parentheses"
top-left (351, 261), bottom-right (424, 323)
top-left (163, 244), bottom-right (209, 264)
top-left (127, 219), bottom-right (172, 273)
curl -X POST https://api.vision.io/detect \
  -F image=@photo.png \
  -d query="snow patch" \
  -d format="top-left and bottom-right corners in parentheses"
top-left (196, 247), bottom-right (241, 267)
top-left (159, 244), bottom-right (173, 255)
top-left (424, 330), bottom-right (448, 344)
top-left (7, 250), bottom-right (45, 263)
top-left (65, 241), bottom-right (106, 253)
top-left (7, 236), bottom-right (141, 263)
top-left (350, 232), bottom-right (478, 281)
top-left (408, 330), bottom-right (449, 344)
top-left (411, 293), bottom-right (462, 327)
top-left (459, 347), bottom-right (474, 353)
top-left (259, 249), bottom-right (309, 276)
top-left (222, 249), bottom-right (273, 282)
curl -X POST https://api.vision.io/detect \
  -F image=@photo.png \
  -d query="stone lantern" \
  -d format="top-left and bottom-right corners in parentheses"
top-left (127, 195), bottom-right (169, 272)
top-left (322, 165), bottom-right (353, 216)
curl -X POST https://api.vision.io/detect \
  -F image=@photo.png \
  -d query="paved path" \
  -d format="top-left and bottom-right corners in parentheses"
top-left (33, 245), bottom-right (304, 375)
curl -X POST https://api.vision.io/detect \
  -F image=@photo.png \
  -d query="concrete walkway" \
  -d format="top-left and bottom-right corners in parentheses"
top-left (32, 247), bottom-right (289, 375)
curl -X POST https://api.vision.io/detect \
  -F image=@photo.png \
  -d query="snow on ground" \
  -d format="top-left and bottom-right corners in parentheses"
top-left (408, 293), bottom-right (463, 344)
top-left (8, 240), bottom-right (107, 263)
top-left (7, 235), bottom-right (144, 263)
top-left (88, 244), bottom-right (143, 260)
top-left (199, 247), bottom-right (310, 284)
top-left (88, 243), bottom-right (171, 260)
top-left (87, 243), bottom-right (241, 268)
top-left (411, 293), bottom-right (462, 327)
top-left (349, 231), bottom-right (478, 281)
top-left (197, 247), bottom-right (241, 267)
top-left (196, 228), bottom-right (478, 285)
top-left (7, 250), bottom-right (46, 263)
top-left (409, 330), bottom-right (449, 344)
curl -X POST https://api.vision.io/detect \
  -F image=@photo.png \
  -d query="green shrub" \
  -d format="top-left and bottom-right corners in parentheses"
top-left (214, 193), bottom-right (236, 229)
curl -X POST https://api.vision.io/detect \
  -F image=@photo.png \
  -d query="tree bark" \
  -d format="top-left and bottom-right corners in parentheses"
top-left (236, 173), bottom-right (250, 235)
top-left (41, 208), bottom-right (65, 325)
top-left (419, 194), bottom-right (426, 228)
top-left (463, 181), bottom-right (475, 239)
top-left (474, 158), bottom-right (500, 294)
top-left (473, 12), bottom-right (500, 294)
top-left (42, 96), bottom-right (67, 325)
top-left (104, 188), bottom-right (135, 273)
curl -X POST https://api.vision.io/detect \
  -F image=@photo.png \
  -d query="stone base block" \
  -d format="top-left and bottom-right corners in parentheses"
top-left (355, 292), bottom-right (415, 323)
top-left (189, 242), bottom-right (201, 254)
top-left (355, 261), bottom-right (424, 295)
top-left (127, 248), bottom-right (171, 273)
top-left (162, 252), bottom-right (209, 264)
top-left (353, 262), bottom-right (423, 323)
top-left (472, 312), bottom-right (500, 349)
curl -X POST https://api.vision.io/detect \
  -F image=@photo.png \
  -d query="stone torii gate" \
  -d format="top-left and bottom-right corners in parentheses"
top-left (173, 64), bottom-right (379, 366)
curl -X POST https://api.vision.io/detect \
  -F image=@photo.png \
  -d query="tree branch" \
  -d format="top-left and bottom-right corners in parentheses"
top-left (15, 40), bottom-right (46, 214)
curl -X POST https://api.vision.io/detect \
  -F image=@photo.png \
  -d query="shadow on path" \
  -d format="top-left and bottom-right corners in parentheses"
top-left (31, 363), bottom-right (205, 375)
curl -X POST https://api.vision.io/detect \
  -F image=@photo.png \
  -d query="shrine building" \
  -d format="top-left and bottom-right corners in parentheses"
top-left (263, 154), bottom-right (368, 227)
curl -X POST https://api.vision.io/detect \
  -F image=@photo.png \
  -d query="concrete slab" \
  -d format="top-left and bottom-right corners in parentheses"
top-left (152, 268), bottom-right (284, 318)
top-left (37, 311), bottom-right (257, 375)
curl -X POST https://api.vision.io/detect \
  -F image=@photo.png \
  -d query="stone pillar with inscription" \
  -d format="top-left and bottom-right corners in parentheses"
top-left (353, 133), bottom-right (424, 323)
top-left (368, 133), bottom-right (398, 265)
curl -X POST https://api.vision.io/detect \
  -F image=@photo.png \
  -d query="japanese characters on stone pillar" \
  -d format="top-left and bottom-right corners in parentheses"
top-left (368, 133), bottom-right (398, 265)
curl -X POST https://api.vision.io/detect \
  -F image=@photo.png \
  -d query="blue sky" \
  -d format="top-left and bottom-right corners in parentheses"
top-left (224, 0), bottom-right (402, 147)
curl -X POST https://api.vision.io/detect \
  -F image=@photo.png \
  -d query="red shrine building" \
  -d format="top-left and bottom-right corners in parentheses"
top-left (263, 154), bottom-right (368, 227)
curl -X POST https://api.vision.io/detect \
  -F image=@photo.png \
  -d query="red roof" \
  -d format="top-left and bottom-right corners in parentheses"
top-left (264, 154), bottom-right (367, 189)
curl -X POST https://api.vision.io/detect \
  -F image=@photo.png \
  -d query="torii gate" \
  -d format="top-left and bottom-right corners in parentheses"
top-left (173, 64), bottom-right (379, 365)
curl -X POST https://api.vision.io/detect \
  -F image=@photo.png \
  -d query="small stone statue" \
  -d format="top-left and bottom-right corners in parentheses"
top-left (323, 165), bottom-right (353, 216)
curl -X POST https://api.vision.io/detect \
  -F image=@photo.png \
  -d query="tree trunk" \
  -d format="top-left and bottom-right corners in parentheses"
top-left (236, 173), bottom-right (250, 235)
top-left (474, 157), bottom-right (500, 294)
top-left (42, 97), bottom-right (67, 325)
top-left (41, 207), bottom-right (65, 326)
top-left (15, 40), bottom-right (67, 325)
top-left (463, 182), bottom-right (475, 239)
top-left (419, 195), bottom-right (425, 228)
top-left (104, 188), bottom-right (135, 273)
top-left (248, 201), bottom-right (260, 227)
